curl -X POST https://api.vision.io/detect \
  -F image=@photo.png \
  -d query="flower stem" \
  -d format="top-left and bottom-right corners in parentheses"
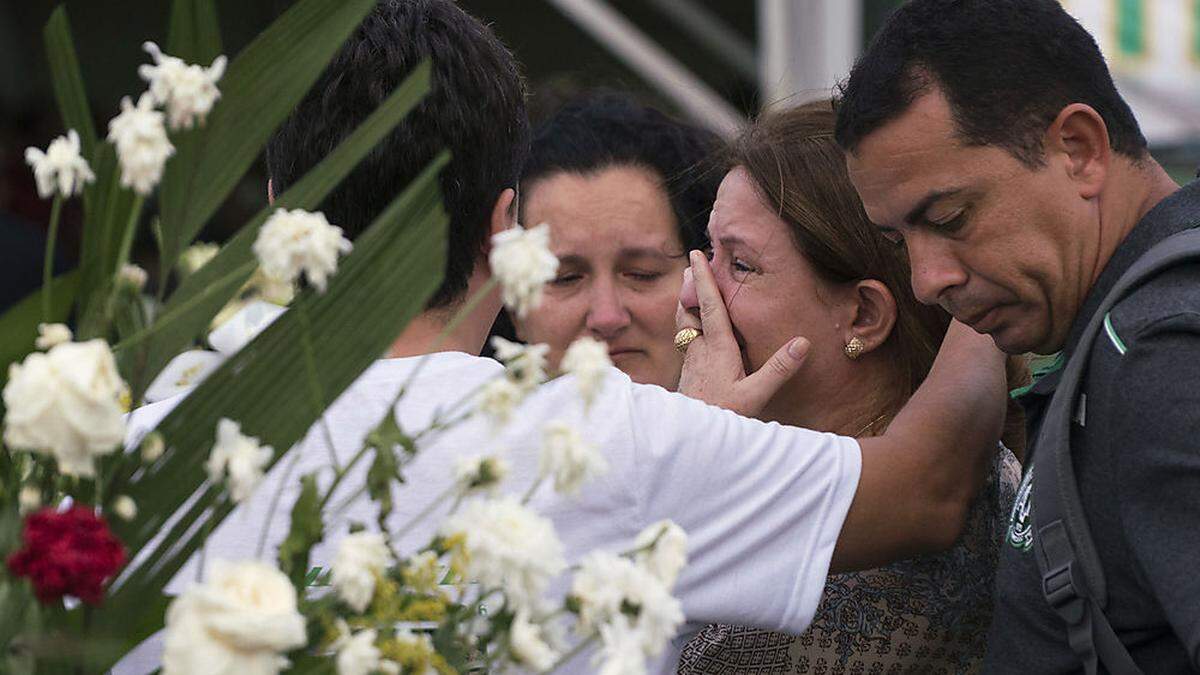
top-left (545, 633), bottom-right (599, 673)
top-left (392, 483), bottom-right (459, 541)
top-left (41, 195), bottom-right (63, 322)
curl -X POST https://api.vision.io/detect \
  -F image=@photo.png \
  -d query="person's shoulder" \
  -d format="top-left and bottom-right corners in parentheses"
top-left (1108, 259), bottom-right (1200, 348)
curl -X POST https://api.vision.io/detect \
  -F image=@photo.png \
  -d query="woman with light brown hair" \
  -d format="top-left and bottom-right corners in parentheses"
top-left (674, 101), bottom-right (1024, 674)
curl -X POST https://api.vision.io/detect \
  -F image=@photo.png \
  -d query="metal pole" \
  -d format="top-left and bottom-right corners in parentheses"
top-left (545, 0), bottom-right (745, 139)
top-left (644, 0), bottom-right (757, 81)
top-left (758, 0), bottom-right (862, 108)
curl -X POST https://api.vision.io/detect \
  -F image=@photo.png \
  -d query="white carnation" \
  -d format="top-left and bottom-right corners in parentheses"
top-left (140, 431), bottom-right (166, 462)
top-left (595, 615), bottom-right (648, 675)
top-left (475, 377), bottom-right (524, 428)
top-left (560, 336), bottom-right (611, 408)
top-left (539, 421), bottom-right (607, 497)
top-left (333, 621), bottom-right (391, 675)
top-left (253, 208), bottom-right (352, 293)
top-left (2, 339), bottom-right (125, 478)
top-left (139, 41), bottom-right (227, 130)
top-left (107, 92), bottom-right (175, 196)
top-left (488, 223), bottom-right (558, 318)
top-left (454, 454), bottom-right (510, 494)
top-left (510, 609), bottom-right (559, 672)
top-left (205, 418), bottom-right (272, 503)
top-left (35, 322), bottom-right (72, 350)
top-left (490, 337), bottom-right (549, 390)
top-left (331, 531), bottom-right (393, 614)
top-left (162, 559), bottom-right (307, 675)
top-left (24, 129), bottom-right (94, 199)
top-left (440, 496), bottom-right (565, 613)
top-left (118, 263), bottom-right (148, 291)
top-left (633, 520), bottom-right (688, 587)
top-left (570, 551), bottom-right (684, 657)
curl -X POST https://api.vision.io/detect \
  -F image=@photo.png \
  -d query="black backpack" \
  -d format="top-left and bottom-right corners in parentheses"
top-left (1032, 227), bottom-right (1200, 674)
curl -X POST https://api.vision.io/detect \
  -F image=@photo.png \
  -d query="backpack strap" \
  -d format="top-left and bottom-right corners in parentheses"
top-left (1032, 227), bottom-right (1200, 675)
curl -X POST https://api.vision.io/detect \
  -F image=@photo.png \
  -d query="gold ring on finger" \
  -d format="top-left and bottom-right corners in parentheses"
top-left (674, 327), bottom-right (702, 354)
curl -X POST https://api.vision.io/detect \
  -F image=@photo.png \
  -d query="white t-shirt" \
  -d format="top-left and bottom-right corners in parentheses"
top-left (115, 351), bottom-right (860, 674)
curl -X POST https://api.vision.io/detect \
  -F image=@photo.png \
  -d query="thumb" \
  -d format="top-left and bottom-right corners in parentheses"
top-left (740, 337), bottom-right (810, 413)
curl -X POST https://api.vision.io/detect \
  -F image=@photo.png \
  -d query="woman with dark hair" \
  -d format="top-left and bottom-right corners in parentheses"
top-left (674, 101), bottom-right (1024, 674)
top-left (515, 92), bottom-right (719, 389)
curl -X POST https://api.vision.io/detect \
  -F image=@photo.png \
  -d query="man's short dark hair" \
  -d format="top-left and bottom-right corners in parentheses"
top-left (266, 0), bottom-right (530, 308)
top-left (520, 91), bottom-right (720, 251)
top-left (834, 0), bottom-right (1147, 166)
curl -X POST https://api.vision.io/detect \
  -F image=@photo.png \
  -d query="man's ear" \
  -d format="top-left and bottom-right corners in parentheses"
top-left (267, 178), bottom-right (275, 205)
top-left (846, 279), bottom-right (897, 356)
top-left (1044, 103), bottom-right (1111, 200)
top-left (489, 188), bottom-right (517, 241)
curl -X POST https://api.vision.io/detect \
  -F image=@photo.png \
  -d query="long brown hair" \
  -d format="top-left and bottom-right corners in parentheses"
top-left (725, 100), bottom-right (1027, 453)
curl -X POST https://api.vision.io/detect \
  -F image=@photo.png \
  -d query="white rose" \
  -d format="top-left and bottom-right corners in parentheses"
top-left (179, 242), bottom-right (219, 275)
top-left (107, 92), bottom-right (175, 196)
top-left (489, 337), bottom-right (549, 390)
top-left (3, 339), bottom-right (125, 478)
top-left (539, 421), bottom-right (607, 497)
top-left (162, 559), bottom-right (307, 675)
top-left (139, 42), bottom-right (227, 130)
top-left (18, 486), bottom-right (41, 514)
top-left (112, 495), bottom-right (138, 521)
top-left (34, 322), bottom-right (72, 350)
top-left (331, 531), bottom-right (393, 614)
top-left (560, 336), bottom-right (611, 408)
top-left (24, 129), bottom-right (94, 199)
top-left (633, 520), bottom-right (688, 587)
top-left (205, 418), bottom-right (272, 503)
top-left (488, 223), bottom-right (558, 318)
top-left (440, 496), bottom-right (565, 613)
top-left (333, 621), bottom-right (393, 675)
top-left (510, 610), bottom-right (559, 672)
top-left (252, 208), bottom-right (352, 293)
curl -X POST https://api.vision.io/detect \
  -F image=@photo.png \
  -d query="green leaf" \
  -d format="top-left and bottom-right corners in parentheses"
top-left (90, 151), bottom-right (449, 663)
top-left (155, 0), bottom-right (379, 276)
top-left (42, 7), bottom-right (96, 158)
top-left (278, 473), bottom-right (324, 589)
top-left (166, 0), bottom-right (222, 65)
top-left (0, 271), bottom-right (80, 394)
top-left (74, 145), bottom-right (139, 339)
top-left (118, 60), bottom-right (433, 400)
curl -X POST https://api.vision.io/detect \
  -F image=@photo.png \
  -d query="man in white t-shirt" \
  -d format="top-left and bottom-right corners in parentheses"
top-left (115, 1), bottom-right (1007, 672)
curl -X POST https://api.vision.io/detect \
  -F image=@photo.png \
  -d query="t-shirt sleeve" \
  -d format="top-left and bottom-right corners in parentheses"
top-left (1111, 311), bottom-right (1200, 667)
top-left (622, 380), bottom-right (862, 636)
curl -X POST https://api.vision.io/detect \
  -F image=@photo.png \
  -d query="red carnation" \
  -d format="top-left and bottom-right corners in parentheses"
top-left (7, 506), bottom-right (127, 605)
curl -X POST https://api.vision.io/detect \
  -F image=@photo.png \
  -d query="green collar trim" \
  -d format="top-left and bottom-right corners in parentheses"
top-left (1009, 352), bottom-right (1064, 399)
top-left (1104, 311), bottom-right (1129, 355)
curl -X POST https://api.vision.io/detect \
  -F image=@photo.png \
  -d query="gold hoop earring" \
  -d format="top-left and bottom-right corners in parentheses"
top-left (844, 336), bottom-right (865, 360)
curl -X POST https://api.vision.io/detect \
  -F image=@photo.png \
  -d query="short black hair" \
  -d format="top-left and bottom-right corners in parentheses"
top-left (266, 0), bottom-right (530, 308)
top-left (834, 0), bottom-right (1147, 166)
top-left (520, 92), bottom-right (720, 251)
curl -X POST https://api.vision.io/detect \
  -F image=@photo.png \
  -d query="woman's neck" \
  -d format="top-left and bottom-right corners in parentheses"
top-left (760, 357), bottom-right (903, 437)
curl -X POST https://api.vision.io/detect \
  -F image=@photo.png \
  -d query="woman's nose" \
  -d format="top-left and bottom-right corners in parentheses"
top-left (586, 281), bottom-right (631, 337)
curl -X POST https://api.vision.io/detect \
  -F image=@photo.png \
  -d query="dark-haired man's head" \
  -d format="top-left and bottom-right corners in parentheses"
top-left (266, 0), bottom-right (529, 309)
top-left (515, 91), bottom-right (720, 389)
top-left (835, 0), bottom-right (1168, 355)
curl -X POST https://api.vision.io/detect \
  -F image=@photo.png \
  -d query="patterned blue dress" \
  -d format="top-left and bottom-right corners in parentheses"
top-left (677, 447), bottom-right (1020, 675)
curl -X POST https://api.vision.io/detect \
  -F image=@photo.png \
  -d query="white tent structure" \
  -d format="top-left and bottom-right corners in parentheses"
top-left (543, 0), bottom-right (1199, 155)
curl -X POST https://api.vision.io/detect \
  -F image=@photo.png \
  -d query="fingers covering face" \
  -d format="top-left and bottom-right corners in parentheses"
top-left (688, 250), bottom-right (733, 344)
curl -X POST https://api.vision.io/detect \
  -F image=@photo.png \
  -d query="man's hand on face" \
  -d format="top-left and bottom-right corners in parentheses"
top-left (675, 250), bottom-right (810, 417)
